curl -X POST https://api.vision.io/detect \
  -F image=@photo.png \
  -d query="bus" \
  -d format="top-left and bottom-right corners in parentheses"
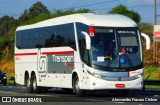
top-left (15, 13), bottom-right (150, 96)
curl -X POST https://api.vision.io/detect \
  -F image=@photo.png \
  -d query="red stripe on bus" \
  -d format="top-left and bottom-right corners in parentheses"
top-left (14, 51), bottom-right (74, 56)
top-left (42, 51), bottom-right (74, 55)
top-left (14, 53), bottom-right (37, 56)
top-left (67, 63), bottom-right (74, 67)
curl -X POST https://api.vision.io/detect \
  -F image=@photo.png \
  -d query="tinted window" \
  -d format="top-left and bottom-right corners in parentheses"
top-left (76, 23), bottom-right (90, 66)
top-left (16, 23), bottom-right (76, 50)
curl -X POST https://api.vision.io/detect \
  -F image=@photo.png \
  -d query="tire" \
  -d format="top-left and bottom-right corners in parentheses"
top-left (30, 75), bottom-right (42, 93)
top-left (73, 76), bottom-right (85, 97)
top-left (25, 75), bottom-right (32, 93)
top-left (3, 80), bottom-right (7, 86)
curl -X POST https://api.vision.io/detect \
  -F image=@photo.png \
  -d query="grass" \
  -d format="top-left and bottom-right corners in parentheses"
top-left (6, 72), bottom-right (15, 86)
top-left (6, 72), bottom-right (14, 77)
top-left (143, 66), bottom-right (160, 89)
top-left (144, 66), bottom-right (160, 80)
top-left (145, 85), bottom-right (160, 89)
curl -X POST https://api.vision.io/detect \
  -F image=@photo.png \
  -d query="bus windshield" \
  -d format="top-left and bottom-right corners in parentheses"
top-left (91, 27), bottom-right (142, 71)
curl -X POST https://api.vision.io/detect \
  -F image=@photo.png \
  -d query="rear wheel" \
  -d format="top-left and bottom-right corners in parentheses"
top-left (25, 75), bottom-right (32, 93)
top-left (73, 76), bottom-right (85, 97)
top-left (31, 75), bottom-right (42, 93)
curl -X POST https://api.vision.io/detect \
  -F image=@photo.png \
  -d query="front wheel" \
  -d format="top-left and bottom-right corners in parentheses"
top-left (73, 76), bottom-right (85, 97)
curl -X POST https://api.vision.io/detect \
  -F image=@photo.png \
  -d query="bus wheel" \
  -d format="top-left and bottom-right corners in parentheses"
top-left (25, 75), bottom-right (32, 93)
top-left (31, 75), bottom-right (42, 93)
top-left (73, 76), bottom-right (85, 97)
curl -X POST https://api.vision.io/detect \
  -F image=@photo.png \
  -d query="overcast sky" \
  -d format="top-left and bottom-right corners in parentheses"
top-left (0, 0), bottom-right (160, 24)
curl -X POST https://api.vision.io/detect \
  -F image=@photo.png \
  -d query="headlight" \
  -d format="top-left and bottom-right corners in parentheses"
top-left (135, 74), bottom-right (142, 78)
top-left (94, 74), bottom-right (102, 78)
top-left (87, 70), bottom-right (102, 78)
top-left (3, 77), bottom-right (7, 79)
top-left (87, 69), bottom-right (94, 75)
top-left (137, 74), bottom-right (142, 78)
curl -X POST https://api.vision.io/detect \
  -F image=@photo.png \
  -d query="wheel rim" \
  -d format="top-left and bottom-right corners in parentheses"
top-left (33, 78), bottom-right (37, 91)
top-left (26, 79), bottom-right (30, 89)
top-left (75, 78), bottom-right (80, 94)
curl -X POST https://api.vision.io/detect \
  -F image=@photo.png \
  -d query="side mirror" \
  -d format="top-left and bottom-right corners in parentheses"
top-left (81, 31), bottom-right (91, 49)
top-left (141, 33), bottom-right (151, 50)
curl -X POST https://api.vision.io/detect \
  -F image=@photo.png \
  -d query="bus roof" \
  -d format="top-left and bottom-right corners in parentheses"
top-left (16, 13), bottom-right (137, 31)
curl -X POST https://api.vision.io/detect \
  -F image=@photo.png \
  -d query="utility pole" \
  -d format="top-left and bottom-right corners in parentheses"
top-left (154, 0), bottom-right (157, 63)
top-left (154, 0), bottom-right (157, 25)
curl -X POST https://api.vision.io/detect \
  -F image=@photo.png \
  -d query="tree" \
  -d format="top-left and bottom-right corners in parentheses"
top-left (75, 8), bottom-right (91, 13)
top-left (0, 36), bottom-right (5, 59)
top-left (19, 2), bottom-right (49, 22)
top-left (0, 16), bottom-right (18, 38)
top-left (138, 22), bottom-right (153, 37)
top-left (29, 2), bottom-right (49, 17)
top-left (108, 5), bottom-right (141, 23)
top-left (19, 9), bottom-right (29, 22)
top-left (52, 9), bottom-right (92, 18)
top-left (0, 37), bottom-right (5, 49)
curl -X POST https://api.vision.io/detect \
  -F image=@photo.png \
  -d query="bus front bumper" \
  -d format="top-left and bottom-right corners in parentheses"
top-left (85, 75), bottom-right (143, 90)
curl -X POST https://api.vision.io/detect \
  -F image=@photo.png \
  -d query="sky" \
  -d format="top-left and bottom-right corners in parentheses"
top-left (0, 0), bottom-right (160, 24)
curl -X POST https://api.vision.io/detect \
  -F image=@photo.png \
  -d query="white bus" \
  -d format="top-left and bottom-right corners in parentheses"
top-left (15, 13), bottom-right (150, 96)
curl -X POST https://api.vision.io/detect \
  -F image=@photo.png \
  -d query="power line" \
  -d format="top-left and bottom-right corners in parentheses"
top-left (0, 2), bottom-right (159, 18)
top-left (1, 0), bottom-right (119, 17)
top-left (95, 3), bottom-right (160, 11)
top-left (52, 0), bottom-right (119, 11)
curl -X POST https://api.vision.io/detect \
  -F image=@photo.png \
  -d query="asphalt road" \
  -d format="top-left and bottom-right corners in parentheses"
top-left (0, 85), bottom-right (160, 105)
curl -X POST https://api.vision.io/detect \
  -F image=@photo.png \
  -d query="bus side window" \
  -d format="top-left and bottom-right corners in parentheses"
top-left (77, 23), bottom-right (90, 66)
top-left (78, 32), bottom-right (90, 65)
top-left (81, 37), bottom-right (90, 65)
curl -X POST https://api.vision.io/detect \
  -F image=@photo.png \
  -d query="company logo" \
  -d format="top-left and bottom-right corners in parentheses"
top-left (53, 55), bottom-right (74, 62)
top-left (2, 97), bottom-right (11, 102)
top-left (1, 97), bottom-right (42, 103)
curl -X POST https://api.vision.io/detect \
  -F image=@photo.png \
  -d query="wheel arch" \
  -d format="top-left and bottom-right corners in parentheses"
top-left (24, 71), bottom-right (29, 84)
top-left (31, 71), bottom-right (36, 78)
